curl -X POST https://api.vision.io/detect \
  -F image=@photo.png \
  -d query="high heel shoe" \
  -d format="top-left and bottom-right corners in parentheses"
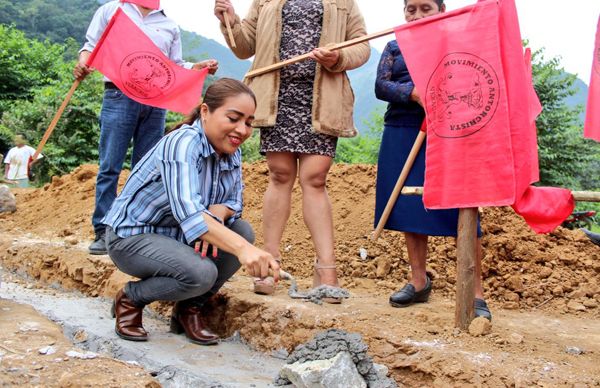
top-left (313, 259), bottom-right (342, 304)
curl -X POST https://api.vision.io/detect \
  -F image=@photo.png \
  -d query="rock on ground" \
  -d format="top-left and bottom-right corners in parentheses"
top-left (469, 317), bottom-right (493, 337)
top-left (0, 184), bottom-right (16, 213)
top-left (274, 329), bottom-right (397, 388)
top-left (280, 351), bottom-right (366, 388)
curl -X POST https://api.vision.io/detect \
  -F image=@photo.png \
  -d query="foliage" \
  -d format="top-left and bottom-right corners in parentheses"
top-left (1, 68), bottom-right (103, 183)
top-left (240, 131), bottom-right (263, 163)
top-left (532, 49), bottom-right (600, 190)
top-left (0, 0), bottom-right (97, 44)
top-left (0, 25), bottom-right (67, 115)
top-left (335, 108), bottom-right (384, 165)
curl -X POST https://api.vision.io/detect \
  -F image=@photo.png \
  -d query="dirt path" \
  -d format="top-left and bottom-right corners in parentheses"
top-left (1, 163), bottom-right (600, 386)
top-left (1, 233), bottom-right (599, 387)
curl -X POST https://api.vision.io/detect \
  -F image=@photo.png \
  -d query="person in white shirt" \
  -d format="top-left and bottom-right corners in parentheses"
top-left (73, 0), bottom-right (219, 255)
top-left (3, 135), bottom-right (42, 188)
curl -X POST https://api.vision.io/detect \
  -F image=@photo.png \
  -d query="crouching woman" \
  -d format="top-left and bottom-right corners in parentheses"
top-left (103, 78), bottom-right (280, 345)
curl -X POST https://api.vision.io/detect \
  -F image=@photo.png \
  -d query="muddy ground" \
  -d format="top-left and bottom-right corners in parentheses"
top-left (1, 163), bottom-right (599, 386)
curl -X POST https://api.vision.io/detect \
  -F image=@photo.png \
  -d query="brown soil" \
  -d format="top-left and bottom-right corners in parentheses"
top-left (1, 163), bottom-right (600, 386)
top-left (0, 298), bottom-right (158, 387)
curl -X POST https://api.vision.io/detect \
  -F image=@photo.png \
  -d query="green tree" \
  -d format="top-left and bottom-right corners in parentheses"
top-left (335, 108), bottom-right (384, 164)
top-left (0, 25), bottom-right (66, 115)
top-left (532, 49), bottom-right (600, 190)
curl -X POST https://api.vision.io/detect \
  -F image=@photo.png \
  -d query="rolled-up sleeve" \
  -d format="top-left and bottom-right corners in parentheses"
top-left (80, 4), bottom-right (113, 53)
top-left (156, 131), bottom-right (210, 243)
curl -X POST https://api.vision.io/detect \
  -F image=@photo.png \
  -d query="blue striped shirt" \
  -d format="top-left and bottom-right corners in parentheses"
top-left (103, 119), bottom-right (243, 244)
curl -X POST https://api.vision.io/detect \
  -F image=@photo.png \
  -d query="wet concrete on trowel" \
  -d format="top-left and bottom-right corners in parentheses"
top-left (0, 279), bottom-right (284, 387)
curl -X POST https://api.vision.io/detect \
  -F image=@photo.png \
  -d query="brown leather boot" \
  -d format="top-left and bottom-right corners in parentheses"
top-left (170, 302), bottom-right (219, 345)
top-left (111, 288), bottom-right (148, 341)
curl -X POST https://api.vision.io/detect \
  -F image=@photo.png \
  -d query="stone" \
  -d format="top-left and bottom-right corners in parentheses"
top-left (505, 292), bottom-right (520, 302)
top-left (38, 345), bottom-right (56, 355)
top-left (567, 301), bottom-right (586, 312)
top-left (359, 248), bottom-right (368, 261)
top-left (509, 333), bottom-right (524, 344)
top-left (565, 346), bottom-right (585, 355)
top-left (583, 299), bottom-right (598, 309)
top-left (376, 259), bottom-right (392, 278)
top-left (0, 185), bottom-right (16, 213)
top-left (505, 275), bottom-right (524, 292)
top-left (552, 285), bottom-right (564, 296)
top-left (539, 267), bottom-right (553, 279)
top-left (64, 236), bottom-right (78, 246)
top-left (279, 352), bottom-right (366, 388)
top-left (469, 317), bottom-right (492, 337)
top-left (73, 329), bottom-right (88, 343)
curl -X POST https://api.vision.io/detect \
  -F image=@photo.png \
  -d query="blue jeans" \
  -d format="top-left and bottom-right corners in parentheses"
top-left (106, 219), bottom-right (254, 307)
top-left (92, 88), bottom-right (166, 234)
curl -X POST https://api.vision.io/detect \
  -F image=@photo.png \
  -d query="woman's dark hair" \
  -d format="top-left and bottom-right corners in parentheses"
top-left (169, 78), bottom-right (256, 133)
top-left (404, 0), bottom-right (444, 8)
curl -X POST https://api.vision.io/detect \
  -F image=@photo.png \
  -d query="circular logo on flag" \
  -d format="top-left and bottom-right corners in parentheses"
top-left (426, 53), bottom-right (500, 138)
top-left (120, 52), bottom-right (176, 99)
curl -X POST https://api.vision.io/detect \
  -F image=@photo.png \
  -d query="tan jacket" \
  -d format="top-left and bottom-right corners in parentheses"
top-left (220, 0), bottom-right (370, 138)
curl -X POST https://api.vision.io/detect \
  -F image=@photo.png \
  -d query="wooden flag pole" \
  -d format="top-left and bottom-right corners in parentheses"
top-left (223, 12), bottom-right (237, 49)
top-left (400, 187), bottom-right (600, 203)
top-left (32, 79), bottom-right (81, 160)
top-left (246, 27), bottom-right (395, 78)
top-left (455, 208), bottom-right (477, 329)
top-left (371, 130), bottom-right (426, 240)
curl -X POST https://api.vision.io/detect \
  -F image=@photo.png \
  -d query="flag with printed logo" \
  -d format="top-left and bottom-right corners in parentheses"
top-left (87, 8), bottom-right (208, 114)
top-left (395, 0), bottom-right (574, 233)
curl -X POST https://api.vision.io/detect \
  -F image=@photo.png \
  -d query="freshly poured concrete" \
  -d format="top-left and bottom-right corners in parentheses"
top-left (0, 280), bottom-right (285, 387)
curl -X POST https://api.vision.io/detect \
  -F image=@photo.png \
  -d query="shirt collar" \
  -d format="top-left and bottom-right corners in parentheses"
top-left (123, 2), bottom-right (164, 17)
top-left (193, 119), bottom-right (241, 170)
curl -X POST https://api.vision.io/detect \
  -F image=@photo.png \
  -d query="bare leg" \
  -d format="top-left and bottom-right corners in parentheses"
top-left (405, 232), bottom-right (428, 291)
top-left (298, 154), bottom-right (337, 286)
top-left (262, 152), bottom-right (297, 259)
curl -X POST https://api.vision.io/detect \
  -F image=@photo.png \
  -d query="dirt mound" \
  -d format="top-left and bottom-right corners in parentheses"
top-left (2, 162), bottom-right (599, 315)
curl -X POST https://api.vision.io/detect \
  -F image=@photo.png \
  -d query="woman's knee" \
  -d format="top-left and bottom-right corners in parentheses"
top-left (179, 261), bottom-right (218, 293)
top-left (267, 155), bottom-right (297, 186)
top-left (299, 170), bottom-right (328, 190)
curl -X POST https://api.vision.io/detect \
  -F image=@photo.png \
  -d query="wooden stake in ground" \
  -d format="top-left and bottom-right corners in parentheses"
top-left (223, 12), bottom-right (237, 49)
top-left (455, 207), bottom-right (477, 329)
top-left (372, 129), bottom-right (426, 240)
top-left (31, 79), bottom-right (81, 161)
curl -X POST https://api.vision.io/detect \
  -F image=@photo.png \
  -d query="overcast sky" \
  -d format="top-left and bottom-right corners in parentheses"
top-left (161, 0), bottom-right (600, 84)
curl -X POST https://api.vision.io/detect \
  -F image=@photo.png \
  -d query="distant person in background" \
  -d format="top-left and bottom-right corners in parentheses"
top-left (75, 0), bottom-right (219, 255)
top-left (374, 0), bottom-right (491, 320)
top-left (214, 0), bottom-right (370, 301)
top-left (3, 135), bottom-right (42, 188)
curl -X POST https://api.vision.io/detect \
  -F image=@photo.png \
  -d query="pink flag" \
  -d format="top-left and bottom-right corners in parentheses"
top-left (584, 15), bottom-right (600, 142)
top-left (395, 0), bottom-right (574, 233)
top-left (121, 0), bottom-right (160, 10)
top-left (87, 8), bottom-right (207, 114)
top-left (395, 1), bottom-right (516, 209)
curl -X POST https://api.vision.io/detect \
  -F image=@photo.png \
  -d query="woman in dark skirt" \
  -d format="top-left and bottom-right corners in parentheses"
top-left (374, 0), bottom-right (491, 320)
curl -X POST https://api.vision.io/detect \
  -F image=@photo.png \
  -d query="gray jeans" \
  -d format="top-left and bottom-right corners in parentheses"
top-left (106, 219), bottom-right (254, 307)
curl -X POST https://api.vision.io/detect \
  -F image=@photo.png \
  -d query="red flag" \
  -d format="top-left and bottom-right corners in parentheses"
top-left (87, 8), bottom-right (208, 114)
top-left (511, 187), bottom-right (574, 234)
top-left (395, 0), bottom-right (574, 233)
top-left (121, 0), bottom-right (160, 10)
top-left (395, 1), bottom-right (516, 209)
top-left (584, 15), bottom-right (600, 142)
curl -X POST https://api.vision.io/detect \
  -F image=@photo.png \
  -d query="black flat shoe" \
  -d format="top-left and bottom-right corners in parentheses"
top-left (474, 298), bottom-right (492, 321)
top-left (389, 276), bottom-right (432, 308)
